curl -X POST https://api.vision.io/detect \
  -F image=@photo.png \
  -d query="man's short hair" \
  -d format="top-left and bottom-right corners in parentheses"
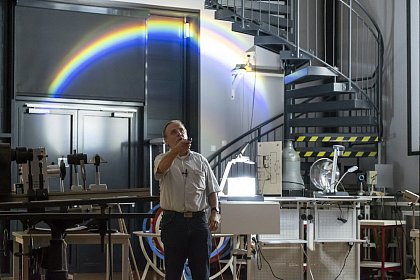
top-left (162, 120), bottom-right (185, 138)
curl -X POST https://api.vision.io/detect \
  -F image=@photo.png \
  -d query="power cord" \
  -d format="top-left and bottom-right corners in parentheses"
top-left (300, 244), bottom-right (315, 280)
top-left (334, 243), bottom-right (353, 280)
top-left (337, 204), bottom-right (348, 223)
top-left (253, 237), bottom-right (284, 280)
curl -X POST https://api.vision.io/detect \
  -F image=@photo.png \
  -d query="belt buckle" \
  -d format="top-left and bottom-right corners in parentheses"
top-left (184, 212), bottom-right (193, 218)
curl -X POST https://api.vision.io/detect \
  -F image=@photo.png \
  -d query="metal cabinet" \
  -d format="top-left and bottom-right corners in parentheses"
top-left (13, 100), bottom-right (141, 272)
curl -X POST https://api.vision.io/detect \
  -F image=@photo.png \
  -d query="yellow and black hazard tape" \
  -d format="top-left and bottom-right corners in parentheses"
top-left (296, 150), bottom-right (378, 158)
top-left (295, 135), bottom-right (379, 143)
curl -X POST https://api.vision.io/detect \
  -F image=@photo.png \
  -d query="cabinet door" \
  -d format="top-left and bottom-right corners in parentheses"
top-left (14, 102), bottom-right (140, 273)
top-left (76, 109), bottom-right (138, 272)
top-left (78, 110), bottom-right (137, 189)
top-left (16, 103), bottom-right (76, 191)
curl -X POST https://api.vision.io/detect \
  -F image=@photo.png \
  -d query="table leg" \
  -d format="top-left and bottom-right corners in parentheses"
top-left (381, 226), bottom-right (385, 280)
top-left (122, 240), bottom-right (129, 280)
top-left (12, 240), bottom-right (19, 280)
top-left (105, 243), bottom-right (114, 280)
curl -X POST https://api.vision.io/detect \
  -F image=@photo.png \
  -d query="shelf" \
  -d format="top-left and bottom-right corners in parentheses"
top-left (314, 239), bottom-right (365, 243)
top-left (360, 219), bottom-right (406, 226)
top-left (259, 239), bottom-right (307, 246)
top-left (360, 261), bottom-right (401, 269)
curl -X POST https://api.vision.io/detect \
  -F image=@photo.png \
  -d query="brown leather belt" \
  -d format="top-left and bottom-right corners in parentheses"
top-left (163, 210), bottom-right (205, 218)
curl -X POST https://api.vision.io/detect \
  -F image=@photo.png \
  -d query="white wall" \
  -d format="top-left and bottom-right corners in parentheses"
top-left (361, 0), bottom-right (419, 192)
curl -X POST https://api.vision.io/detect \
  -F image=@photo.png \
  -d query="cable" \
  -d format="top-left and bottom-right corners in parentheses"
top-left (336, 204), bottom-right (347, 223)
top-left (249, 54), bottom-right (257, 131)
top-left (300, 244), bottom-right (315, 280)
top-left (334, 243), bottom-right (354, 280)
top-left (254, 240), bottom-right (284, 280)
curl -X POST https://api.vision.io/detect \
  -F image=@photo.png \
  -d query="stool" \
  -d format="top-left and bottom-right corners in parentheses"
top-left (13, 231), bottom-right (130, 280)
top-left (360, 220), bottom-right (405, 280)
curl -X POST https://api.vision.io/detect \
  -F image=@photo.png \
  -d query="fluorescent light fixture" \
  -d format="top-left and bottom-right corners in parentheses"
top-left (112, 112), bottom-right (134, 118)
top-left (28, 108), bottom-right (50, 114)
top-left (184, 22), bottom-right (190, 38)
top-left (25, 103), bottom-right (137, 112)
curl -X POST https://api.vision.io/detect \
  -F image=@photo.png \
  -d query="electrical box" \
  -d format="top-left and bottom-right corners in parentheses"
top-left (257, 141), bottom-right (282, 195)
top-left (367, 170), bottom-right (377, 185)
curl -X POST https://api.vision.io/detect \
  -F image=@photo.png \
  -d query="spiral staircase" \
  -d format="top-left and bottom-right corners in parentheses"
top-left (205, 0), bottom-right (384, 190)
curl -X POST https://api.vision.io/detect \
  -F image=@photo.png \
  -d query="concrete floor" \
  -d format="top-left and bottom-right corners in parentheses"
top-left (2, 269), bottom-right (238, 280)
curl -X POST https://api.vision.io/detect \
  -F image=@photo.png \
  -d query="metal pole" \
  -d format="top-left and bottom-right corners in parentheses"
top-left (348, 0), bottom-right (352, 88)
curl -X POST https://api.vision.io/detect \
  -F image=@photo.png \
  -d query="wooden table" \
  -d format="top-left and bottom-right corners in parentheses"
top-left (12, 231), bottom-right (130, 280)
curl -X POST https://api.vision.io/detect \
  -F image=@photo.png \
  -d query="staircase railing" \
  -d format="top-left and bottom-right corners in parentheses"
top-left (207, 0), bottom-right (384, 137)
top-left (208, 113), bottom-right (284, 183)
top-left (206, 0), bottom-right (384, 183)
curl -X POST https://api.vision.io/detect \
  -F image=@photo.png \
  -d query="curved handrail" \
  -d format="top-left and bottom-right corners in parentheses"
top-left (207, 113), bottom-right (283, 163)
top-left (207, 113), bottom-right (284, 181)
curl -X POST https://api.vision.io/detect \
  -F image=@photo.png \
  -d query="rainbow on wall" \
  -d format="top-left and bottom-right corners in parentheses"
top-left (48, 18), bottom-right (197, 96)
top-left (48, 24), bottom-right (146, 96)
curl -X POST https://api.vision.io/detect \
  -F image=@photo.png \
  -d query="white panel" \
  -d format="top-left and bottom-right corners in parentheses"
top-left (307, 243), bottom-right (358, 280)
top-left (259, 208), bottom-right (300, 242)
top-left (219, 201), bottom-right (280, 234)
top-left (251, 244), bottom-right (304, 280)
top-left (257, 141), bottom-right (282, 195)
top-left (375, 164), bottom-right (394, 190)
top-left (315, 208), bottom-right (357, 241)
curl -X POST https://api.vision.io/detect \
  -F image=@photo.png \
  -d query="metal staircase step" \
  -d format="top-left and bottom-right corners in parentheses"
top-left (214, 9), bottom-right (238, 22)
top-left (204, 0), bottom-right (219, 10)
top-left (242, 1), bottom-right (289, 15)
top-left (287, 100), bottom-right (371, 113)
top-left (284, 66), bottom-right (338, 85)
top-left (231, 22), bottom-right (267, 36)
top-left (289, 116), bottom-right (377, 127)
top-left (254, 36), bottom-right (295, 54)
top-left (260, 22), bottom-right (290, 38)
top-left (291, 133), bottom-right (379, 143)
top-left (205, 0), bottom-right (244, 9)
top-left (285, 82), bottom-right (353, 99)
top-left (295, 146), bottom-right (378, 158)
top-left (279, 50), bottom-right (311, 69)
top-left (240, 10), bottom-right (291, 29)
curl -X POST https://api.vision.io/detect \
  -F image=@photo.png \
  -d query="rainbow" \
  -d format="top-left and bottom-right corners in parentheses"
top-left (48, 15), bottom-right (272, 115)
top-left (48, 18), bottom-right (199, 96)
top-left (48, 23), bottom-right (146, 95)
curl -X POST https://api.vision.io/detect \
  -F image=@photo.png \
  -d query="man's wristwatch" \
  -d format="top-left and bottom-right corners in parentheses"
top-left (211, 207), bottom-right (220, 214)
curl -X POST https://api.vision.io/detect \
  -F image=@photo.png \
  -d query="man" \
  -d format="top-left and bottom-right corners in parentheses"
top-left (154, 120), bottom-right (221, 280)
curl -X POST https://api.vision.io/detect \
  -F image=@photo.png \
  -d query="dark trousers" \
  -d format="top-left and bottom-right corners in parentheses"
top-left (160, 210), bottom-right (211, 280)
